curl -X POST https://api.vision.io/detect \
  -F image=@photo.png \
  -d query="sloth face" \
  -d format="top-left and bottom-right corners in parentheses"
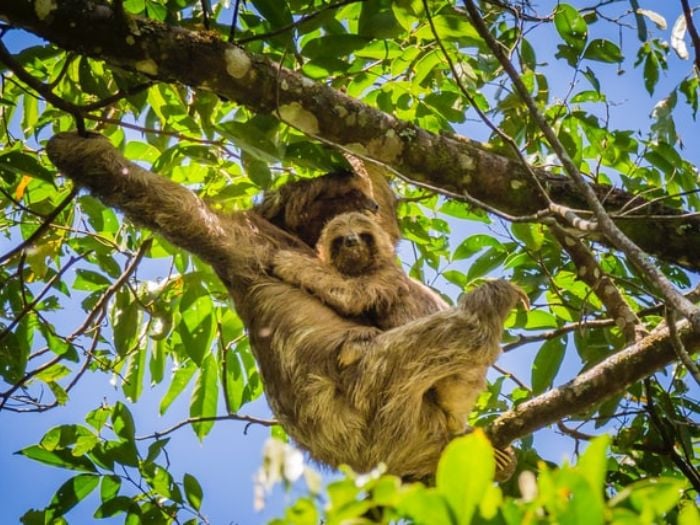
top-left (318, 212), bottom-right (393, 277)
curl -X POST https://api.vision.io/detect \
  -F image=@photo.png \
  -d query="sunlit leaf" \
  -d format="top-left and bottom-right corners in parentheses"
top-left (190, 353), bottom-right (219, 439)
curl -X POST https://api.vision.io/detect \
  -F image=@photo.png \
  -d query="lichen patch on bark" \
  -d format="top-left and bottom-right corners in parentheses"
top-left (366, 129), bottom-right (403, 163)
top-left (279, 103), bottom-right (320, 135)
top-left (224, 47), bottom-right (251, 79)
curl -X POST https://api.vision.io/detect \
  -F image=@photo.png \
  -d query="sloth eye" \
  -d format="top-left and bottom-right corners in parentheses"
top-left (360, 233), bottom-right (374, 246)
top-left (331, 237), bottom-right (344, 252)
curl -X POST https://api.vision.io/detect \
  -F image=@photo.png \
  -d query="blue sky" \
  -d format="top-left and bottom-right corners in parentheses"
top-left (1, 2), bottom-right (698, 524)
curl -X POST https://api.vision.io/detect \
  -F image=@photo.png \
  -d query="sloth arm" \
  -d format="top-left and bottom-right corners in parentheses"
top-left (272, 250), bottom-right (403, 317)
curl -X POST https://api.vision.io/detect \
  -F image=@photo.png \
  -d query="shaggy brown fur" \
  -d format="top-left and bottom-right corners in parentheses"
top-left (256, 166), bottom-right (400, 248)
top-left (47, 132), bottom-right (522, 482)
top-left (273, 211), bottom-right (526, 436)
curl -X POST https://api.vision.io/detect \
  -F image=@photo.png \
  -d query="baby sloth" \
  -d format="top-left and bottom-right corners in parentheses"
top-left (274, 211), bottom-right (446, 333)
top-left (273, 211), bottom-right (524, 438)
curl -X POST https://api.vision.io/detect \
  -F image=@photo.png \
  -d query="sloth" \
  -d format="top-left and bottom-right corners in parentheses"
top-left (47, 132), bottom-right (523, 482)
top-left (272, 211), bottom-right (527, 438)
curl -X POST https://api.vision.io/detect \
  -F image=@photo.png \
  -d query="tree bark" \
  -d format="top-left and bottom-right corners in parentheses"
top-left (2, 0), bottom-right (700, 271)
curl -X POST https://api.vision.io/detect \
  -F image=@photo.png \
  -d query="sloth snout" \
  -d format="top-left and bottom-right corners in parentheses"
top-left (343, 234), bottom-right (360, 247)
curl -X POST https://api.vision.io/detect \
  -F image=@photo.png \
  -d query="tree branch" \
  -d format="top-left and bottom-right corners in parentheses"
top-left (680, 0), bottom-right (700, 73)
top-left (2, 1), bottom-right (700, 270)
top-left (487, 321), bottom-right (700, 447)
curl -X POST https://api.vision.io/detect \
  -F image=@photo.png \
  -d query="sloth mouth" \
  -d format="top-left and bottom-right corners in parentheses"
top-left (332, 247), bottom-right (375, 276)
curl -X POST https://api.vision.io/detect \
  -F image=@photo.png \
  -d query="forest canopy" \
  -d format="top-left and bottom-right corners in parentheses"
top-left (0, 1), bottom-right (699, 523)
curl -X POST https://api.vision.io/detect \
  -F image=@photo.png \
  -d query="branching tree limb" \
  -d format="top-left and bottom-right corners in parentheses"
top-left (488, 320), bottom-right (700, 448)
top-left (2, 0), bottom-right (700, 270)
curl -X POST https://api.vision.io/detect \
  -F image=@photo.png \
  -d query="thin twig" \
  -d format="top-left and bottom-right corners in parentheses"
top-left (0, 188), bottom-right (78, 266)
top-left (0, 254), bottom-right (86, 342)
top-left (503, 318), bottom-right (615, 352)
top-left (0, 38), bottom-right (151, 132)
top-left (229, 0), bottom-right (244, 43)
top-left (237, 0), bottom-right (366, 44)
top-left (135, 414), bottom-right (277, 441)
top-left (68, 239), bottom-right (152, 340)
top-left (492, 363), bottom-right (529, 390)
top-left (665, 308), bottom-right (700, 387)
top-left (644, 379), bottom-right (700, 491)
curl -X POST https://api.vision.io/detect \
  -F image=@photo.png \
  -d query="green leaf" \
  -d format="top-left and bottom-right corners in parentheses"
top-left (179, 284), bottom-right (215, 366)
top-left (642, 50), bottom-right (660, 95)
top-left (415, 15), bottom-right (481, 44)
top-left (397, 484), bottom-right (452, 524)
top-left (218, 120), bottom-right (281, 163)
top-left (223, 348), bottom-right (245, 413)
top-left (86, 406), bottom-right (111, 432)
top-left (190, 353), bottom-right (219, 439)
top-left (524, 310), bottom-right (559, 330)
top-left (142, 463), bottom-right (179, 501)
top-left (466, 247), bottom-right (508, 281)
top-left (73, 433), bottom-right (100, 456)
top-left (301, 35), bottom-right (370, 60)
top-left (531, 338), bottom-right (566, 394)
top-left (17, 445), bottom-right (97, 472)
top-left (48, 474), bottom-right (99, 518)
top-left (112, 289), bottom-right (142, 357)
top-left (160, 361), bottom-right (197, 415)
top-left (73, 269), bottom-right (111, 291)
top-left (452, 234), bottom-right (503, 260)
top-left (123, 0), bottom-right (145, 14)
top-left (413, 49), bottom-right (444, 85)
top-left (122, 343), bottom-right (147, 402)
top-left (94, 496), bottom-right (135, 518)
top-left (577, 435), bottom-right (610, 491)
top-left (583, 39), bottom-right (623, 63)
top-left (627, 478), bottom-right (686, 516)
top-left (679, 502), bottom-right (700, 525)
top-left (149, 337), bottom-right (167, 383)
top-left (0, 150), bottom-right (55, 184)
top-left (112, 402), bottom-right (136, 441)
top-left (511, 222), bottom-right (545, 251)
top-left (100, 475), bottom-right (122, 503)
top-left (183, 473), bottom-right (203, 510)
top-left (251, 0), bottom-right (293, 29)
top-left (145, 438), bottom-right (170, 464)
top-left (554, 4), bottom-right (588, 51)
top-left (436, 431), bottom-right (495, 524)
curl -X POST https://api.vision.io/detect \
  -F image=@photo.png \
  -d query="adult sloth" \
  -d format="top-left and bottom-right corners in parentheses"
top-left (47, 132), bottom-right (521, 481)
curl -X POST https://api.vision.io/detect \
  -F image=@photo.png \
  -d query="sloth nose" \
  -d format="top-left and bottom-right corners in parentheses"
top-left (343, 234), bottom-right (360, 247)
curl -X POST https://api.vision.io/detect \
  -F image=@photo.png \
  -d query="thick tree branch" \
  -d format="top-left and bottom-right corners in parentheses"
top-left (2, 0), bottom-right (700, 270)
top-left (487, 321), bottom-right (700, 447)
